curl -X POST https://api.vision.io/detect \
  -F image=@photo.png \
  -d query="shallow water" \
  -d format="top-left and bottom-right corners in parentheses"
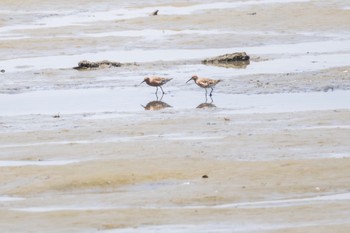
top-left (0, 196), bottom-right (24, 202)
top-left (0, 88), bottom-right (349, 116)
top-left (101, 219), bottom-right (350, 233)
top-left (0, 0), bottom-right (311, 35)
top-left (211, 192), bottom-right (350, 209)
top-left (0, 159), bottom-right (80, 167)
top-left (0, 135), bottom-right (225, 150)
top-left (1, 39), bottom-right (350, 73)
top-left (11, 192), bottom-right (350, 213)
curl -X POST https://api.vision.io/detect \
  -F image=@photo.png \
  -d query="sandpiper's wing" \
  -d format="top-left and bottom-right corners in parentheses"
top-left (208, 79), bottom-right (221, 87)
top-left (196, 78), bottom-right (210, 87)
top-left (197, 78), bottom-right (220, 88)
top-left (152, 77), bottom-right (172, 86)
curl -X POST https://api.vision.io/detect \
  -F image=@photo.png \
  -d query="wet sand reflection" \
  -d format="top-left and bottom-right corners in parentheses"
top-left (196, 102), bottom-right (216, 109)
top-left (197, 95), bottom-right (216, 109)
top-left (142, 100), bottom-right (172, 111)
top-left (141, 94), bottom-right (172, 111)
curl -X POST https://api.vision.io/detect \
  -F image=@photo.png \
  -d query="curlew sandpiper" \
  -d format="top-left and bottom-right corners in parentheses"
top-left (140, 76), bottom-right (172, 94)
top-left (186, 75), bottom-right (221, 96)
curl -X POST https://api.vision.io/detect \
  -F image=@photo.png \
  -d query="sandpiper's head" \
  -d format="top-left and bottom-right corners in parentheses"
top-left (186, 75), bottom-right (198, 83)
top-left (140, 77), bottom-right (149, 85)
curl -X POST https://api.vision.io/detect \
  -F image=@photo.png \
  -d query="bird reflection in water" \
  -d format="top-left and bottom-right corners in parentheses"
top-left (196, 95), bottom-right (216, 109)
top-left (142, 100), bottom-right (172, 111)
top-left (141, 93), bottom-right (172, 111)
top-left (196, 102), bottom-right (216, 109)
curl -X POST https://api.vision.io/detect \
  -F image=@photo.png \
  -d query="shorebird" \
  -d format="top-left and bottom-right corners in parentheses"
top-left (186, 75), bottom-right (221, 96)
top-left (140, 76), bottom-right (172, 94)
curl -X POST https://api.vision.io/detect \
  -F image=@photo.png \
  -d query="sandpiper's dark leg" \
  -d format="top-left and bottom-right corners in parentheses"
top-left (159, 92), bottom-right (164, 101)
top-left (209, 95), bottom-right (213, 103)
top-left (155, 87), bottom-right (158, 95)
top-left (160, 86), bottom-right (165, 94)
top-left (209, 87), bottom-right (214, 96)
top-left (205, 88), bottom-right (208, 96)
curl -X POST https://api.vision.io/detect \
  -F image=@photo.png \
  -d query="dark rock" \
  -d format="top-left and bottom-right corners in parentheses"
top-left (74, 60), bottom-right (122, 70)
top-left (323, 86), bottom-right (334, 92)
top-left (152, 10), bottom-right (159, 15)
top-left (202, 52), bottom-right (250, 68)
top-left (0, 69), bottom-right (5, 73)
top-left (202, 175), bottom-right (209, 179)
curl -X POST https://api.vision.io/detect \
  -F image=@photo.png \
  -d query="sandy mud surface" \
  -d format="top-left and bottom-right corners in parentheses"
top-left (1, 0), bottom-right (350, 232)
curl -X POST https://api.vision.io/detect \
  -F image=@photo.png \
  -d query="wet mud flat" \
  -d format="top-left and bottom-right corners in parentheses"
top-left (1, 109), bottom-right (350, 233)
top-left (1, 0), bottom-right (350, 232)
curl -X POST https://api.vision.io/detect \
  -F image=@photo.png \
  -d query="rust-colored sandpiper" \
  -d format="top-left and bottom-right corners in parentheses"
top-left (186, 75), bottom-right (221, 96)
top-left (140, 76), bottom-right (172, 94)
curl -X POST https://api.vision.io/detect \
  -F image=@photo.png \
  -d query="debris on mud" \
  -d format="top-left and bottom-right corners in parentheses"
top-left (1, 69), bottom-right (5, 73)
top-left (203, 52), bottom-right (250, 63)
top-left (73, 60), bottom-right (122, 70)
top-left (53, 113), bottom-right (60, 118)
top-left (202, 52), bottom-right (250, 68)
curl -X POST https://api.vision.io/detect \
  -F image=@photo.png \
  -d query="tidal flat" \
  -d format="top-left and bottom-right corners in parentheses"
top-left (1, 1), bottom-right (350, 232)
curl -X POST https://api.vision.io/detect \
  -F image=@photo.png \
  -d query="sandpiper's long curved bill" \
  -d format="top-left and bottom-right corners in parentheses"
top-left (186, 78), bottom-right (192, 83)
top-left (140, 80), bottom-right (145, 85)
